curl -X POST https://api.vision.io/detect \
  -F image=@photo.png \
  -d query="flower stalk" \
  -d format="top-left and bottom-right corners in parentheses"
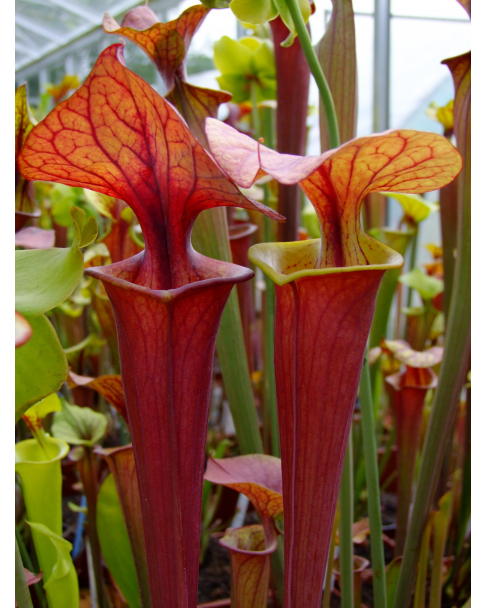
top-left (283, 0), bottom-right (340, 149)
top-left (338, 434), bottom-right (354, 608)
top-left (358, 356), bottom-right (387, 608)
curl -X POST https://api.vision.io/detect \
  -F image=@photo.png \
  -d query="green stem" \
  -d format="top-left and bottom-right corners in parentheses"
top-left (339, 432), bottom-right (354, 608)
top-left (392, 114), bottom-right (471, 608)
top-left (257, 98), bottom-right (284, 598)
top-left (258, 103), bottom-right (280, 458)
top-left (284, 0), bottom-right (340, 149)
top-left (16, 537), bottom-right (34, 608)
top-left (263, 193), bottom-right (280, 458)
top-left (413, 515), bottom-right (433, 608)
top-left (455, 384), bottom-right (471, 559)
top-left (184, 81), bottom-right (264, 457)
top-left (406, 226), bottom-right (419, 307)
top-left (250, 80), bottom-right (261, 139)
top-left (358, 358), bottom-right (387, 608)
top-left (378, 428), bottom-right (395, 480)
top-left (217, 292), bottom-right (264, 455)
top-left (15, 524), bottom-right (46, 608)
top-left (263, 271), bottom-right (280, 457)
top-left (322, 505), bottom-right (340, 608)
top-left (271, 537), bottom-right (285, 604)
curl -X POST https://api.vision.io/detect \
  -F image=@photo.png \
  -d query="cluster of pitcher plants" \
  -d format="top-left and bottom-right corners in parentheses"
top-left (15, 0), bottom-right (471, 607)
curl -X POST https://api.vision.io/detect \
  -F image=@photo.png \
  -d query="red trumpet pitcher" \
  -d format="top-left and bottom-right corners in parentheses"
top-left (382, 340), bottom-right (444, 556)
top-left (18, 44), bottom-right (283, 608)
top-left (206, 118), bottom-right (461, 607)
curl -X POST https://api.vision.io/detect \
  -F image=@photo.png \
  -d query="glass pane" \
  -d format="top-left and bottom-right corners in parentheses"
top-left (390, 16), bottom-right (470, 129)
top-left (17, 0), bottom-right (84, 35)
top-left (391, 0), bottom-right (469, 20)
top-left (16, 23), bottom-right (50, 47)
top-left (74, 0), bottom-right (129, 12)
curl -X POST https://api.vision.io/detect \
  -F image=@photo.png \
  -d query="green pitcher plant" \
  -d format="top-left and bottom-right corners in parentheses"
top-left (15, 395), bottom-right (78, 608)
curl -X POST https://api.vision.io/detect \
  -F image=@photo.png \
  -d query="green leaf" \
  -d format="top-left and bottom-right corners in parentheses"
top-left (368, 228), bottom-right (414, 350)
top-left (67, 501), bottom-right (87, 514)
top-left (229, 0), bottom-right (278, 25)
top-left (63, 333), bottom-right (106, 364)
top-left (399, 268), bottom-right (444, 301)
top-left (385, 192), bottom-right (439, 224)
top-left (15, 206), bottom-right (97, 317)
top-left (23, 393), bottom-right (62, 421)
top-left (50, 185), bottom-right (83, 227)
top-left (15, 315), bottom-right (68, 423)
top-left (386, 556), bottom-right (402, 608)
top-left (200, 0), bottom-right (231, 8)
top-left (26, 521), bottom-right (79, 608)
top-left (84, 243), bottom-right (110, 266)
top-left (15, 248), bottom-right (83, 317)
top-left (70, 205), bottom-right (98, 248)
top-left (83, 189), bottom-right (116, 219)
top-left (49, 185), bottom-right (96, 228)
top-left (97, 474), bottom-right (141, 608)
top-left (272, 0), bottom-right (312, 47)
top-left (51, 401), bottom-right (107, 446)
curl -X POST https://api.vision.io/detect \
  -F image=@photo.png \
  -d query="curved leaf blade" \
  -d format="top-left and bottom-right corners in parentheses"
top-left (67, 371), bottom-right (126, 422)
top-left (103, 4), bottom-right (209, 89)
top-left (15, 315), bottom-right (68, 422)
top-left (15, 207), bottom-right (97, 317)
top-left (317, 0), bottom-right (357, 150)
top-left (19, 44), bottom-right (282, 291)
top-left (205, 455), bottom-right (283, 519)
top-left (51, 401), bottom-right (107, 446)
top-left (15, 248), bottom-right (83, 317)
top-left (97, 474), bottom-right (141, 608)
top-left (26, 521), bottom-right (78, 608)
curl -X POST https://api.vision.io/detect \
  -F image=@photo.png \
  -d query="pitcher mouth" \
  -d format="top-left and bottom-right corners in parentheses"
top-left (85, 251), bottom-right (255, 304)
top-left (15, 437), bottom-right (70, 465)
top-left (248, 238), bottom-right (404, 286)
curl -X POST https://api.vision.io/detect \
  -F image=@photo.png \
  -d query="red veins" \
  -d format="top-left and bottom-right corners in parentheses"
top-left (18, 45), bottom-right (282, 291)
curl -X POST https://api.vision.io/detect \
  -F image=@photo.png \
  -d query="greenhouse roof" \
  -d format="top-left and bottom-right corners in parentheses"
top-left (15, 0), bottom-right (178, 76)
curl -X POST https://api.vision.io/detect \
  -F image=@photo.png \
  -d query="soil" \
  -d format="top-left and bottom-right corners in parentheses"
top-left (195, 494), bottom-right (401, 607)
top-left (198, 536), bottom-right (232, 604)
